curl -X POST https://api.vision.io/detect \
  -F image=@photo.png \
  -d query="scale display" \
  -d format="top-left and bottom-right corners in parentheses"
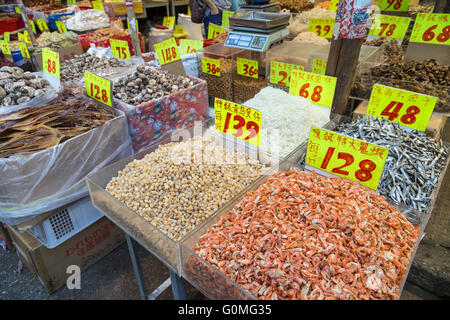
top-left (225, 32), bottom-right (268, 51)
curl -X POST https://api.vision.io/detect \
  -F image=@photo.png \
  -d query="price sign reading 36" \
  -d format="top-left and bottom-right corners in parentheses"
top-left (84, 71), bottom-right (112, 107)
top-left (237, 57), bottom-right (258, 78)
top-left (306, 127), bottom-right (389, 190)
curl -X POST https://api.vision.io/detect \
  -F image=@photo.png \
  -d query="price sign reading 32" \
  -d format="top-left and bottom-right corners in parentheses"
top-left (214, 98), bottom-right (262, 147)
top-left (306, 127), bottom-right (389, 190)
top-left (84, 71), bottom-right (112, 107)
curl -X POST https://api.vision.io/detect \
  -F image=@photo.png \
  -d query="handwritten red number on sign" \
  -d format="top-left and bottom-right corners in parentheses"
top-left (315, 25), bottom-right (321, 36)
top-left (321, 147), bottom-right (335, 170)
top-left (355, 160), bottom-right (376, 182)
top-left (437, 25), bottom-right (450, 42)
top-left (379, 23), bottom-right (389, 36)
top-left (171, 47), bottom-right (177, 60)
top-left (400, 106), bottom-right (420, 124)
top-left (332, 152), bottom-right (354, 176)
top-left (386, 24), bottom-right (396, 37)
top-left (299, 83), bottom-right (310, 98)
top-left (224, 112), bottom-right (245, 137)
top-left (243, 64), bottom-right (249, 75)
top-left (381, 101), bottom-right (403, 121)
top-left (101, 89), bottom-right (108, 103)
top-left (311, 86), bottom-right (322, 102)
top-left (244, 121), bottom-right (260, 141)
top-left (385, 0), bottom-right (402, 10)
top-left (422, 25), bottom-right (437, 41)
top-left (323, 25), bottom-right (331, 36)
top-left (278, 71), bottom-right (288, 86)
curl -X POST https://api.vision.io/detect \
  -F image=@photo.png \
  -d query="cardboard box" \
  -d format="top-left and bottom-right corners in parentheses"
top-left (32, 41), bottom-right (84, 71)
top-left (7, 216), bottom-right (125, 294)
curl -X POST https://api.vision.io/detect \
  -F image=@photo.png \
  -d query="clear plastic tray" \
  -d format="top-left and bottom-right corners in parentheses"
top-left (86, 119), bottom-right (282, 275)
top-left (234, 50), bottom-right (267, 103)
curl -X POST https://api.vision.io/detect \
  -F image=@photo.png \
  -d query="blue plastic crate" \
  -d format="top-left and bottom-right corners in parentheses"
top-left (47, 11), bottom-right (75, 31)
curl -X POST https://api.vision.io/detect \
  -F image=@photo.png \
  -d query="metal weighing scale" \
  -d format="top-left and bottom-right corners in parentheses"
top-left (224, 11), bottom-right (290, 52)
top-left (236, 2), bottom-right (281, 13)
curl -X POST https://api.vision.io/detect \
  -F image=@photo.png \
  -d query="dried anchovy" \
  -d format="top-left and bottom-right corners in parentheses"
top-left (334, 116), bottom-right (449, 212)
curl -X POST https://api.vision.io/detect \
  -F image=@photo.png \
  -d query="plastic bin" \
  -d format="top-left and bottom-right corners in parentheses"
top-left (233, 50), bottom-right (266, 104)
top-left (47, 11), bottom-right (75, 31)
top-left (28, 197), bottom-right (103, 249)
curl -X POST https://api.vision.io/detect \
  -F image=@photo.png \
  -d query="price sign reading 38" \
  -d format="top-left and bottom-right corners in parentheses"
top-left (202, 57), bottom-right (220, 76)
top-left (42, 48), bottom-right (59, 78)
top-left (237, 57), bottom-right (258, 79)
top-left (306, 127), bottom-right (389, 190)
top-left (214, 98), bottom-right (261, 147)
top-left (110, 39), bottom-right (131, 61)
top-left (154, 38), bottom-right (180, 65)
top-left (84, 71), bottom-right (112, 107)
top-left (367, 84), bottom-right (437, 131)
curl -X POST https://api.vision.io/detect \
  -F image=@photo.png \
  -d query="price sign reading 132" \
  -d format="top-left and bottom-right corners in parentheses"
top-left (84, 71), bottom-right (112, 107)
top-left (306, 127), bottom-right (389, 190)
top-left (214, 98), bottom-right (261, 147)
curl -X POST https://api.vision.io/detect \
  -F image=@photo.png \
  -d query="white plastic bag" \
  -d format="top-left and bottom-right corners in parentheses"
top-left (178, 13), bottom-right (203, 40)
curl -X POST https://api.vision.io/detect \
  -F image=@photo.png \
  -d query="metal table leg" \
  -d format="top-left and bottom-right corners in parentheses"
top-left (125, 233), bottom-right (147, 300)
top-left (170, 270), bottom-right (187, 300)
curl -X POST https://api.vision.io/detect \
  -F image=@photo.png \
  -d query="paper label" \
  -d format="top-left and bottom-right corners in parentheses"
top-left (208, 23), bottom-right (226, 39)
top-left (368, 14), bottom-right (411, 41)
top-left (19, 42), bottom-right (30, 59)
top-left (237, 57), bottom-right (258, 79)
top-left (3, 32), bottom-right (10, 42)
top-left (222, 11), bottom-right (234, 27)
top-left (67, 0), bottom-right (76, 4)
top-left (55, 21), bottom-right (67, 33)
top-left (42, 48), bottom-right (60, 78)
top-left (289, 70), bottom-right (337, 108)
top-left (306, 127), bottom-right (389, 190)
top-left (367, 84), bottom-right (437, 131)
top-left (154, 38), bottom-right (181, 65)
top-left (410, 13), bottom-right (450, 46)
top-left (309, 18), bottom-right (335, 39)
top-left (0, 41), bottom-right (11, 55)
top-left (113, 2), bottom-right (143, 14)
top-left (214, 98), bottom-right (261, 147)
top-left (110, 39), bottom-right (131, 61)
top-left (15, 7), bottom-right (21, 14)
top-left (30, 20), bottom-right (36, 34)
top-left (269, 61), bottom-right (304, 87)
top-left (174, 25), bottom-right (185, 36)
top-left (179, 39), bottom-right (202, 55)
top-left (84, 71), bottom-right (112, 107)
top-left (312, 59), bottom-right (327, 75)
top-left (378, 0), bottom-right (410, 12)
top-left (127, 18), bottom-right (139, 33)
top-left (202, 57), bottom-right (220, 76)
top-left (36, 18), bottom-right (49, 32)
top-left (329, 0), bottom-right (339, 11)
top-left (163, 16), bottom-right (175, 27)
top-left (18, 33), bottom-right (24, 41)
top-left (188, 6), bottom-right (191, 16)
top-left (91, 0), bottom-right (105, 11)
top-left (23, 30), bottom-right (31, 44)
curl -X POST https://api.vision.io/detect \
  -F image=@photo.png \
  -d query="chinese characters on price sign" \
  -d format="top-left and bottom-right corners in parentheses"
top-left (18, 33), bottom-right (24, 41)
top-left (309, 18), bottom-right (335, 38)
top-left (29, 20), bottom-right (36, 34)
top-left (3, 32), bottom-right (9, 42)
top-left (289, 70), bottom-right (337, 108)
top-left (15, 7), bottom-right (21, 14)
top-left (237, 57), bottom-right (258, 79)
top-left (410, 13), bottom-right (450, 45)
top-left (0, 41), bottom-right (11, 55)
top-left (42, 48), bottom-right (60, 78)
top-left (55, 21), bottom-right (67, 33)
top-left (84, 71), bottom-right (112, 107)
top-left (312, 59), bottom-right (327, 75)
top-left (208, 23), bottom-right (226, 39)
top-left (222, 11), bottom-right (234, 27)
top-left (67, 0), bottom-right (76, 4)
top-left (306, 127), bottom-right (389, 190)
top-left (367, 84), bottom-right (437, 131)
top-left (202, 57), bottom-right (220, 76)
top-left (179, 39), bottom-right (203, 55)
top-left (36, 19), bottom-right (48, 32)
top-left (23, 30), bottom-right (31, 44)
top-left (154, 38), bottom-right (181, 65)
top-left (270, 61), bottom-right (304, 87)
top-left (91, 0), bottom-right (105, 11)
top-left (110, 39), bottom-right (131, 61)
top-left (174, 25), bottom-right (185, 36)
top-left (368, 14), bottom-right (411, 41)
top-left (163, 16), bottom-right (175, 27)
top-left (329, 0), bottom-right (339, 11)
top-left (378, 0), bottom-right (409, 12)
top-left (214, 98), bottom-right (262, 147)
top-left (19, 42), bottom-right (30, 59)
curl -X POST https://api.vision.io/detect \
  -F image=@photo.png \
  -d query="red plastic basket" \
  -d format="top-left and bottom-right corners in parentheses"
top-left (0, 17), bottom-right (25, 35)
top-left (77, 32), bottom-right (144, 56)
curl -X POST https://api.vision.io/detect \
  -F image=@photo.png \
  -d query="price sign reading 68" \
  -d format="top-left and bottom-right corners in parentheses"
top-left (306, 127), bottom-right (389, 190)
top-left (214, 98), bottom-right (261, 147)
top-left (84, 71), bottom-right (112, 107)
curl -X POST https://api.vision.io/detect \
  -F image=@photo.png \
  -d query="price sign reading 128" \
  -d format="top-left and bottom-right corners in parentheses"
top-left (84, 71), bottom-right (112, 107)
top-left (306, 127), bottom-right (389, 190)
top-left (214, 98), bottom-right (262, 147)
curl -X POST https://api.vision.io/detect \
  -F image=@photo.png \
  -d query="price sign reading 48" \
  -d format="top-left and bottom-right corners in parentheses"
top-left (154, 38), bottom-right (180, 65)
top-left (289, 69), bottom-right (337, 108)
top-left (42, 48), bottom-right (60, 78)
top-left (84, 71), bottom-right (112, 107)
top-left (410, 13), bottom-right (450, 46)
top-left (237, 57), bottom-right (258, 79)
top-left (306, 127), bottom-right (389, 190)
top-left (110, 39), bottom-right (131, 61)
top-left (214, 98), bottom-right (261, 147)
top-left (367, 84), bottom-right (437, 131)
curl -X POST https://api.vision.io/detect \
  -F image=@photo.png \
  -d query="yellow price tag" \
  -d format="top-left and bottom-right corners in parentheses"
top-left (222, 11), bottom-right (234, 27)
top-left (208, 23), bottom-right (226, 39)
top-left (312, 59), bottom-right (327, 75)
top-left (368, 14), bottom-right (411, 41)
top-left (410, 13), bottom-right (450, 46)
top-left (188, 6), bottom-right (191, 16)
top-left (237, 57), bottom-right (258, 79)
top-left (179, 39), bottom-right (202, 55)
top-left (306, 127), bottom-right (389, 190)
top-left (92, 0), bottom-right (105, 11)
top-left (19, 42), bottom-right (30, 59)
top-left (367, 84), bottom-right (437, 132)
top-left (309, 18), bottom-right (335, 39)
top-left (36, 19), bottom-right (49, 32)
top-left (174, 25), bottom-right (185, 36)
top-left (84, 71), bottom-right (112, 107)
top-left (67, 0), bottom-right (76, 4)
top-left (269, 61), bottom-right (304, 87)
top-left (18, 33), bottom-right (24, 41)
top-left (329, 0), bottom-right (339, 11)
top-left (110, 39), bottom-right (131, 61)
top-left (163, 16), bottom-right (175, 27)
top-left (289, 69), bottom-right (337, 108)
top-left (15, 7), bottom-right (21, 14)
top-left (29, 20), bottom-right (36, 34)
top-left (55, 21), bottom-right (67, 33)
top-left (0, 41), bottom-right (11, 55)
top-left (23, 30), bottom-right (31, 44)
top-left (3, 32), bottom-right (10, 42)
top-left (378, 0), bottom-right (410, 12)
top-left (202, 57), bottom-right (220, 77)
top-left (154, 38), bottom-right (181, 65)
top-left (127, 18), bottom-right (139, 33)
top-left (214, 98), bottom-right (262, 147)
top-left (42, 48), bottom-right (60, 78)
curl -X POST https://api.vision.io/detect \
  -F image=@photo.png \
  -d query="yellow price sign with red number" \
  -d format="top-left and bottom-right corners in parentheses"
top-left (24, 30), bottom-right (31, 44)
top-left (214, 98), bottom-right (262, 147)
top-left (36, 19), bottom-right (49, 32)
top-left (154, 38), bottom-right (180, 65)
top-left (3, 32), bottom-right (10, 42)
top-left (309, 18), bottom-right (335, 38)
top-left (202, 57), bottom-right (220, 76)
top-left (179, 39), bottom-right (202, 55)
top-left (312, 59), bottom-right (327, 75)
top-left (67, 0), bottom-right (76, 4)
top-left (289, 69), bottom-right (337, 108)
top-left (378, 0), bottom-right (409, 12)
top-left (0, 41), bottom-right (11, 55)
top-left (367, 84), bottom-right (437, 132)
top-left (42, 48), bottom-right (60, 78)
top-left (91, 0), bottom-right (105, 11)
top-left (237, 57), bottom-right (258, 79)
top-left (19, 42), bottom-right (30, 59)
top-left (110, 39), bottom-right (131, 61)
top-left (163, 16), bottom-right (175, 27)
top-left (270, 61), bottom-right (304, 87)
top-left (84, 71), bottom-right (112, 107)
top-left (174, 25), bottom-right (185, 36)
top-left (368, 14), bottom-right (411, 41)
top-left (18, 33), bottom-right (24, 41)
top-left (329, 0), bottom-right (339, 11)
top-left (208, 23), bottom-right (226, 39)
top-left (410, 13), bottom-right (450, 46)
top-left (55, 21), bottom-right (67, 33)
top-left (15, 7), bottom-right (21, 14)
top-left (29, 20), bottom-right (36, 34)
top-left (306, 127), bottom-right (389, 190)
top-left (222, 11), bottom-right (234, 27)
